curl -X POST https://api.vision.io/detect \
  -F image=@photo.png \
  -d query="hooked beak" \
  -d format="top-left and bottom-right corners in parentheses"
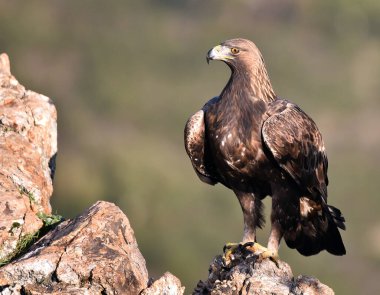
top-left (206, 45), bottom-right (219, 64)
top-left (206, 52), bottom-right (211, 64)
top-left (206, 44), bottom-right (231, 64)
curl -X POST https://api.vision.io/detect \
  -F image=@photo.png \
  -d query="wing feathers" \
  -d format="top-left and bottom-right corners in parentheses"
top-left (262, 101), bottom-right (328, 201)
top-left (184, 98), bottom-right (219, 185)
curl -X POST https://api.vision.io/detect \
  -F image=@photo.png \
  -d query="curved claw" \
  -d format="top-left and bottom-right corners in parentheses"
top-left (242, 242), bottom-right (268, 254)
top-left (223, 242), bottom-right (269, 266)
top-left (258, 249), bottom-right (280, 267)
top-left (222, 243), bottom-right (240, 266)
top-left (223, 242), bottom-right (239, 253)
top-left (222, 242), bottom-right (280, 268)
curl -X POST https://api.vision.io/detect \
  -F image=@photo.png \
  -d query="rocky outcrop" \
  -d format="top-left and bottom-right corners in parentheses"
top-left (193, 247), bottom-right (333, 295)
top-left (0, 53), bottom-right (57, 264)
top-left (0, 201), bottom-right (184, 295)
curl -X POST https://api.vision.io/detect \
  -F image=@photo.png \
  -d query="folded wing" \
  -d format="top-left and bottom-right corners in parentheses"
top-left (184, 97), bottom-right (219, 185)
top-left (262, 101), bottom-right (328, 202)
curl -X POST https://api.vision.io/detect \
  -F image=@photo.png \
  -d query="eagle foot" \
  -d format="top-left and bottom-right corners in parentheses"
top-left (222, 241), bottom-right (271, 267)
top-left (222, 243), bottom-right (240, 267)
top-left (242, 241), bottom-right (268, 253)
top-left (257, 249), bottom-right (280, 267)
top-left (222, 242), bottom-right (279, 268)
top-left (244, 242), bottom-right (279, 266)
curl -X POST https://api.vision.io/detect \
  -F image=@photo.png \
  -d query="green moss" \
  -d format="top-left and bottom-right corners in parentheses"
top-left (18, 185), bottom-right (36, 204)
top-left (36, 212), bottom-right (63, 227)
top-left (0, 231), bottom-right (39, 266)
top-left (0, 214), bottom-right (63, 267)
top-left (8, 222), bottom-right (21, 236)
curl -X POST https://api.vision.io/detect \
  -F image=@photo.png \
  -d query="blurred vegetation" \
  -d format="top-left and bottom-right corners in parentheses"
top-left (1, 0), bottom-right (380, 293)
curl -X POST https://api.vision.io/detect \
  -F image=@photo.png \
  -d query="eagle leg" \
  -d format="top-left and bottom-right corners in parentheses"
top-left (234, 191), bottom-right (264, 243)
top-left (222, 192), bottom-right (266, 267)
top-left (258, 221), bottom-right (284, 267)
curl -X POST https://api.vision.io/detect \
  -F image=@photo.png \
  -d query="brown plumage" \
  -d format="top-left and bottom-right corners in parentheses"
top-left (184, 38), bottom-right (345, 258)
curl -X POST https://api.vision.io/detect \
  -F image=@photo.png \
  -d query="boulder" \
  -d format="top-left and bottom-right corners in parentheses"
top-left (0, 201), bottom-right (184, 295)
top-left (193, 247), bottom-right (334, 295)
top-left (0, 53), bottom-right (57, 264)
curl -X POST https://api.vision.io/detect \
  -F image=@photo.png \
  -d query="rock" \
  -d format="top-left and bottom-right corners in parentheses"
top-left (0, 53), bottom-right (57, 263)
top-left (193, 248), bottom-right (334, 295)
top-left (293, 275), bottom-right (335, 295)
top-left (0, 201), bottom-right (184, 295)
top-left (142, 272), bottom-right (185, 295)
top-left (0, 201), bottom-right (147, 293)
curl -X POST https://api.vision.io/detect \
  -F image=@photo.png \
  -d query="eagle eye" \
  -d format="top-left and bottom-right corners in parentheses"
top-left (230, 47), bottom-right (240, 54)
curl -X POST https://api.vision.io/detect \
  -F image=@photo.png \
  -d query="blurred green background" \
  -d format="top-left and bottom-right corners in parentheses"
top-left (1, 0), bottom-right (380, 293)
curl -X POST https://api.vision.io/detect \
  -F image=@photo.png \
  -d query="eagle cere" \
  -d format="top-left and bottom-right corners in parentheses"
top-left (184, 38), bottom-right (345, 261)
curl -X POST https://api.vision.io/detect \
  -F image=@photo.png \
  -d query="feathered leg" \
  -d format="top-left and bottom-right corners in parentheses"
top-left (235, 191), bottom-right (264, 243)
top-left (259, 221), bottom-right (282, 265)
top-left (223, 191), bottom-right (265, 266)
top-left (266, 193), bottom-right (284, 256)
top-left (267, 221), bottom-right (283, 254)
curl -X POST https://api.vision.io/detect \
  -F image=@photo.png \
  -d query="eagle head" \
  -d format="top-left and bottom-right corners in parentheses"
top-left (206, 38), bottom-right (264, 72)
top-left (206, 38), bottom-right (276, 101)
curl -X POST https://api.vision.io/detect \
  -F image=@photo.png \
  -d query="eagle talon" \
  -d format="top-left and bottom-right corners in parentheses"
top-left (223, 242), bottom-right (272, 267)
top-left (223, 242), bottom-right (239, 253)
top-left (242, 242), bottom-right (268, 254)
top-left (258, 250), bottom-right (280, 268)
top-left (222, 242), bottom-right (240, 266)
top-left (241, 241), bottom-right (254, 248)
top-left (243, 242), bottom-right (280, 267)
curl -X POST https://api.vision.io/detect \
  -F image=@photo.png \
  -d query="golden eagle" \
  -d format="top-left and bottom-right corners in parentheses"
top-left (184, 38), bottom-right (345, 262)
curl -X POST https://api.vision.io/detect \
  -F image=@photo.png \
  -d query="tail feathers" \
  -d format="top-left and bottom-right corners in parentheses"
top-left (328, 205), bottom-right (346, 230)
top-left (284, 204), bottom-right (346, 256)
top-left (324, 221), bottom-right (346, 255)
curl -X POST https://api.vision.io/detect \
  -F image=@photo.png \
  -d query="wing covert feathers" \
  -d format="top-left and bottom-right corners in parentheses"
top-left (262, 101), bottom-right (328, 201)
top-left (184, 98), bottom-right (218, 185)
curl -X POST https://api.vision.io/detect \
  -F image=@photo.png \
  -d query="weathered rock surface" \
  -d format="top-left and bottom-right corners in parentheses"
top-left (193, 248), bottom-right (334, 295)
top-left (142, 272), bottom-right (184, 295)
top-left (0, 53), bottom-right (57, 262)
top-left (0, 201), bottom-right (184, 295)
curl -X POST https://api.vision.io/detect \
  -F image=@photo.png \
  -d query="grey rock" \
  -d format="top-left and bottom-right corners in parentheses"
top-left (193, 249), bottom-right (334, 295)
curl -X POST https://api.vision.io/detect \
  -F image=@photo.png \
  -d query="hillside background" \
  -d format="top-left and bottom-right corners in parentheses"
top-left (1, 1), bottom-right (379, 294)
